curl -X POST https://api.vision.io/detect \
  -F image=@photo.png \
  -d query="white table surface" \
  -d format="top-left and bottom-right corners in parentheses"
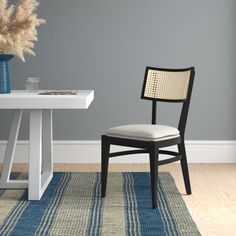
top-left (0, 90), bottom-right (94, 109)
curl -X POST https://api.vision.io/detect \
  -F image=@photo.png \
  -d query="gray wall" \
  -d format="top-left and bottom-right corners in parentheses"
top-left (1, 0), bottom-right (236, 140)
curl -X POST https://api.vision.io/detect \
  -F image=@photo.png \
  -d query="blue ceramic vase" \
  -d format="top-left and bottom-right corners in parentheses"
top-left (0, 54), bottom-right (15, 93)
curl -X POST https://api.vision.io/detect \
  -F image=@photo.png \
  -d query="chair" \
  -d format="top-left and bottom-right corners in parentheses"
top-left (101, 66), bottom-right (195, 209)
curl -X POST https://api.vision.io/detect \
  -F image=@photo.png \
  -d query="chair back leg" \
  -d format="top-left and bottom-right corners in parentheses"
top-left (178, 142), bottom-right (191, 194)
top-left (101, 135), bottom-right (110, 197)
top-left (149, 146), bottom-right (159, 209)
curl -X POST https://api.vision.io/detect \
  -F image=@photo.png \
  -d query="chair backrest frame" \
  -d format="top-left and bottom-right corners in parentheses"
top-left (141, 66), bottom-right (195, 138)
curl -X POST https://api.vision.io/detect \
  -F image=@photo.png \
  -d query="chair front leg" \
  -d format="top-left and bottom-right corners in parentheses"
top-left (178, 142), bottom-right (191, 194)
top-left (101, 135), bottom-right (110, 198)
top-left (149, 145), bottom-right (159, 209)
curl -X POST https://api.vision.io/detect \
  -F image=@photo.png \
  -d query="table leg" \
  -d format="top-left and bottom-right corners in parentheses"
top-left (41, 109), bottom-right (53, 197)
top-left (28, 110), bottom-right (42, 200)
top-left (0, 109), bottom-right (53, 199)
top-left (42, 110), bottom-right (53, 174)
top-left (28, 109), bottom-right (53, 200)
top-left (0, 110), bottom-right (28, 189)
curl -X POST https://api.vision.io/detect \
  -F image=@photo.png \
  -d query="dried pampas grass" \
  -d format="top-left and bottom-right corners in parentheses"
top-left (0, 0), bottom-right (45, 61)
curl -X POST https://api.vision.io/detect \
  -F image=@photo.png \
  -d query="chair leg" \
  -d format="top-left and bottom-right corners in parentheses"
top-left (101, 135), bottom-right (110, 198)
top-left (149, 146), bottom-right (159, 209)
top-left (178, 142), bottom-right (191, 194)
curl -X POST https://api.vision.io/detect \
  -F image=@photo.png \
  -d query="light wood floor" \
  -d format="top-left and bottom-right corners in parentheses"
top-left (2, 163), bottom-right (236, 236)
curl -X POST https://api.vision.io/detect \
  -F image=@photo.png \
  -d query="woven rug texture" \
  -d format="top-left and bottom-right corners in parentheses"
top-left (0, 172), bottom-right (201, 236)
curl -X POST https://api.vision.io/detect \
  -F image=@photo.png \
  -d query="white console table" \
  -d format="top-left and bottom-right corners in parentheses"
top-left (0, 90), bottom-right (94, 200)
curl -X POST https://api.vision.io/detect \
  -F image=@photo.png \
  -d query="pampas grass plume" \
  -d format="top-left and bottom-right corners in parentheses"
top-left (0, 0), bottom-right (45, 61)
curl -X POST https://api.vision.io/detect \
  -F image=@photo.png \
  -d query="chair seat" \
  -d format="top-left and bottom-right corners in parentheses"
top-left (107, 124), bottom-right (180, 141)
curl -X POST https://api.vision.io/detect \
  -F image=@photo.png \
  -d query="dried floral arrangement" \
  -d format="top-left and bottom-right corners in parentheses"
top-left (0, 0), bottom-right (45, 61)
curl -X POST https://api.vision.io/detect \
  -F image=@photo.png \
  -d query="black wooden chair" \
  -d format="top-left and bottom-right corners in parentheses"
top-left (101, 66), bottom-right (195, 209)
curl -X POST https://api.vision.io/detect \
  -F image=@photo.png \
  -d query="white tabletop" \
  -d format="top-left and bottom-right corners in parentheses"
top-left (0, 90), bottom-right (94, 109)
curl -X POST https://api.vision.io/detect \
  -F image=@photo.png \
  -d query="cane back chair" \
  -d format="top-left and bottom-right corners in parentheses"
top-left (101, 66), bottom-right (195, 209)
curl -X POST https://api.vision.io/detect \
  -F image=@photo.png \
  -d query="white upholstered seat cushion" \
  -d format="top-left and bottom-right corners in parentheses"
top-left (106, 124), bottom-right (180, 141)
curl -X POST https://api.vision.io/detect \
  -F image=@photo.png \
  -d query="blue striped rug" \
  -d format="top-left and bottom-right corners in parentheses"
top-left (0, 172), bottom-right (200, 236)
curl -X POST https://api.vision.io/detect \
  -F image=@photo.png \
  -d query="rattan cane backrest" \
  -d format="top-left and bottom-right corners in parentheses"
top-left (141, 67), bottom-right (193, 101)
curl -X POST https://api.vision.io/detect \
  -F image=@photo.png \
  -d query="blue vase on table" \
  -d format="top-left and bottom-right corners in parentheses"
top-left (0, 54), bottom-right (15, 94)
